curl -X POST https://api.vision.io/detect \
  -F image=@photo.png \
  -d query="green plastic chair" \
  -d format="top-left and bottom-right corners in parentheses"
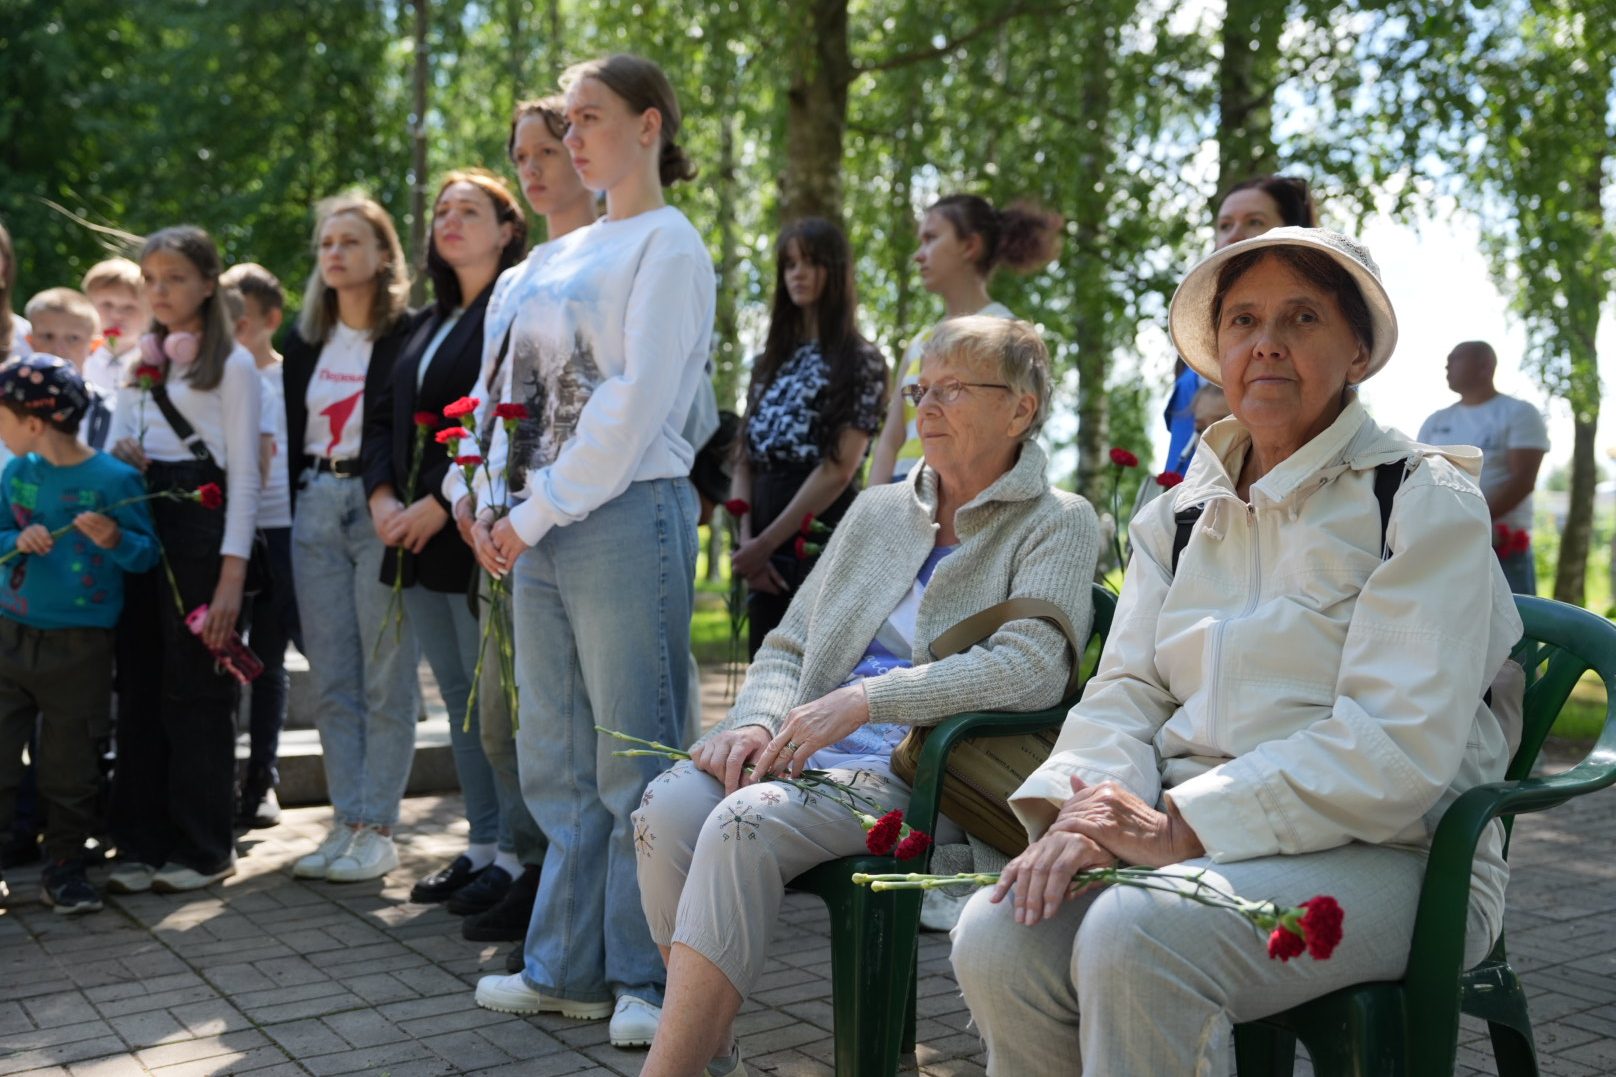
top-left (789, 583), bottom-right (1117, 1076)
top-left (1233, 595), bottom-right (1616, 1077)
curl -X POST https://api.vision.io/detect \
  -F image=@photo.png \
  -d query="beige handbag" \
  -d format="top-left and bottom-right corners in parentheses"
top-left (889, 598), bottom-right (1081, 856)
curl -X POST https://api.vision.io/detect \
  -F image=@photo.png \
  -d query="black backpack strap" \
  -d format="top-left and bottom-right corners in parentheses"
top-left (1371, 460), bottom-right (1407, 559)
top-left (149, 384), bottom-right (217, 465)
top-left (1170, 505), bottom-right (1205, 576)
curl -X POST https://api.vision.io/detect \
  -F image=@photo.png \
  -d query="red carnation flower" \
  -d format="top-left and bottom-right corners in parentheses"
top-left (1493, 523), bottom-right (1512, 547)
top-left (1509, 529), bottom-right (1531, 557)
top-left (494, 403), bottom-right (530, 421)
top-left (413, 411), bottom-right (438, 429)
top-left (194, 483), bottom-right (224, 510)
top-left (864, 810), bottom-right (904, 855)
top-left (103, 327), bottom-right (122, 342)
top-left (1299, 896), bottom-right (1344, 960)
top-left (133, 363), bottom-right (164, 388)
top-left (443, 396), bottom-right (480, 419)
top-left (723, 499), bottom-right (750, 517)
top-left (1156, 471), bottom-right (1184, 488)
top-left (793, 536), bottom-right (822, 560)
top-left (800, 513), bottom-right (816, 535)
top-left (893, 829), bottom-right (933, 860)
top-left (1268, 926), bottom-right (1306, 962)
top-left (434, 428), bottom-right (464, 445)
top-left (454, 454), bottom-right (484, 468)
top-left (1109, 447), bottom-right (1139, 469)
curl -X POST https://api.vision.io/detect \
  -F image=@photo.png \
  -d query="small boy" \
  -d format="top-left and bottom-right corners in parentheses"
top-left (220, 263), bottom-right (296, 827)
top-left (79, 258), bottom-right (147, 398)
top-left (24, 288), bottom-right (115, 450)
top-left (0, 355), bottom-right (159, 913)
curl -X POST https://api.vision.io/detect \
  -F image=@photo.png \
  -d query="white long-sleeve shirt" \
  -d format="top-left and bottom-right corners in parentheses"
top-left (110, 344), bottom-right (263, 559)
top-left (491, 207), bottom-right (715, 545)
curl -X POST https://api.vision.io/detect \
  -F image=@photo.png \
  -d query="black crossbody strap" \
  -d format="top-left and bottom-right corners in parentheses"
top-left (149, 384), bottom-right (217, 465)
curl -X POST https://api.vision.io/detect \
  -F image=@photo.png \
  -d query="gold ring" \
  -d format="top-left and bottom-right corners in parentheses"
top-left (786, 741), bottom-right (801, 753)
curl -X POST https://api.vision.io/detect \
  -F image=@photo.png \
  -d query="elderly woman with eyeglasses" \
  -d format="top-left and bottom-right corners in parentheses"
top-left (629, 315), bottom-right (1098, 1076)
top-left (950, 229), bottom-right (1523, 1074)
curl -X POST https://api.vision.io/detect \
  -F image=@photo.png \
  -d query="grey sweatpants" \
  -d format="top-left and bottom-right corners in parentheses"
top-left (951, 841), bottom-right (1503, 1076)
top-left (632, 760), bottom-right (914, 996)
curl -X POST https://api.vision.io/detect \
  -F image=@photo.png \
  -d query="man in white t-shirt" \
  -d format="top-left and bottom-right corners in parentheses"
top-left (1418, 340), bottom-right (1549, 594)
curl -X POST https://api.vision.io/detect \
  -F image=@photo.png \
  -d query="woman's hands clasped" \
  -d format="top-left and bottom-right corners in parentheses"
top-left (990, 776), bottom-right (1206, 926)
top-left (691, 725), bottom-right (773, 795)
top-left (751, 682), bottom-right (870, 780)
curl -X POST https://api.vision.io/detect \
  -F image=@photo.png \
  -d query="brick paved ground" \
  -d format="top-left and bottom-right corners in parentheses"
top-left (2, 772), bottom-right (1612, 1075)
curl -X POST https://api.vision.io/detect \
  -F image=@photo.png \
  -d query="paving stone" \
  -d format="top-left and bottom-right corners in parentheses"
top-left (21, 993), bottom-right (100, 1030)
top-left (320, 1008), bottom-right (411, 1049)
top-left (261, 1018), bottom-right (351, 1057)
top-left (132, 1031), bottom-right (272, 1070)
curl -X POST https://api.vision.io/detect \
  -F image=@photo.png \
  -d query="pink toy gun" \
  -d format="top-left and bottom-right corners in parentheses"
top-left (185, 605), bottom-right (265, 684)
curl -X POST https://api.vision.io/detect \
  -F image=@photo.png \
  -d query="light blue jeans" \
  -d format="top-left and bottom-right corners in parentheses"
top-left (476, 593), bottom-right (548, 863)
top-left (514, 478), bottom-right (697, 1007)
top-left (402, 584), bottom-right (500, 847)
top-left (292, 472), bottom-right (422, 829)
top-left (1499, 548), bottom-right (1536, 596)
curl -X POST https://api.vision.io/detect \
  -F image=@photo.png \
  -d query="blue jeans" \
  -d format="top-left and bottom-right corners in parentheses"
top-left (291, 472), bottom-right (421, 829)
top-left (402, 583), bottom-right (499, 846)
top-left (476, 593), bottom-right (547, 862)
top-left (514, 478), bottom-right (697, 1007)
top-left (1499, 548), bottom-right (1536, 595)
top-left (246, 526), bottom-right (300, 777)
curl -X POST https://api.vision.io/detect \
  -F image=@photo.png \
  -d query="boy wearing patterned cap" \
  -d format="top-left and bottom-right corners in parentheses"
top-left (0, 354), bottom-right (159, 913)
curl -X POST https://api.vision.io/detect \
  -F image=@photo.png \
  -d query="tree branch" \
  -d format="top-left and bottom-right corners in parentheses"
top-left (853, 0), bottom-right (1079, 78)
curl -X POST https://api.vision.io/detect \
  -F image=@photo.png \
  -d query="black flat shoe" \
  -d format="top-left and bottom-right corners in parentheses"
top-left (410, 855), bottom-right (484, 904)
top-left (446, 863), bottom-right (513, 916)
top-left (461, 863), bottom-right (539, 940)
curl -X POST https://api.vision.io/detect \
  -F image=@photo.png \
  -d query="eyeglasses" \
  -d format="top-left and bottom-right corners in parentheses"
top-left (901, 380), bottom-right (1011, 407)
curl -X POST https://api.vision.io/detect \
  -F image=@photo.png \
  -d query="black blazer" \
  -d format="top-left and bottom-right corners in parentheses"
top-left (360, 286), bottom-right (493, 593)
top-left (282, 314), bottom-right (415, 516)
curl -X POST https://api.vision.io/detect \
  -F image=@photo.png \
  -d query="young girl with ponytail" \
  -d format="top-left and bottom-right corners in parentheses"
top-left (471, 54), bottom-right (715, 1049)
top-left (870, 195), bottom-right (1062, 484)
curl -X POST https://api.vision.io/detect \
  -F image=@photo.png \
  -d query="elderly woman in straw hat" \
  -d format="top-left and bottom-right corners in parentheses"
top-left (950, 228), bottom-right (1523, 1073)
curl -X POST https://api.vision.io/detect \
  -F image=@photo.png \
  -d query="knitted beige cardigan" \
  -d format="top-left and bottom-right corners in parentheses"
top-left (703, 441), bottom-right (1100, 742)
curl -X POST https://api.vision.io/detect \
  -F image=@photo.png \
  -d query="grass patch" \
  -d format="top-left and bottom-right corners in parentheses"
top-left (1551, 672), bottom-right (1606, 743)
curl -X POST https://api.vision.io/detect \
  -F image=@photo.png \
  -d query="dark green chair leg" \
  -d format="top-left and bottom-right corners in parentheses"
top-left (902, 958), bottom-right (917, 1054)
top-left (1233, 1024), bottom-right (1296, 1076)
top-left (1464, 958), bottom-right (1539, 1076)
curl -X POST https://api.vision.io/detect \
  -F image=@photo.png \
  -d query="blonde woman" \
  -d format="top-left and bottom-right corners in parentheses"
top-left (283, 194), bottom-right (421, 883)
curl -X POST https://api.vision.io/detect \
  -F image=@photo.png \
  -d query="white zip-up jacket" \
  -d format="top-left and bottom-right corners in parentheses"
top-left (1012, 397), bottom-right (1519, 921)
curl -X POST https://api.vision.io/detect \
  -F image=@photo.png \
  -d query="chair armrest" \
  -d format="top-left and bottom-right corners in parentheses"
top-left (901, 705), bottom-right (1070, 842)
top-left (1403, 750), bottom-right (1616, 1012)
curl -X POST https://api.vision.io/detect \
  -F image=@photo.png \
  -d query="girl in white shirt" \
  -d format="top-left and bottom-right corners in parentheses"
top-left (473, 55), bottom-right (715, 1046)
top-left (282, 195), bottom-right (421, 885)
top-left (106, 225), bottom-right (263, 895)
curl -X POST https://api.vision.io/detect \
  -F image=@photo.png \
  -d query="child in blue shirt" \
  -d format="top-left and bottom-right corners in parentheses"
top-left (0, 355), bottom-right (158, 913)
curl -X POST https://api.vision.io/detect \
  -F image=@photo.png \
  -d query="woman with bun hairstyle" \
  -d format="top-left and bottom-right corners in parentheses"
top-left (1164, 174), bottom-right (1318, 471)
top-left (870, 194), bottom-right (1062, 485)
top-left (106, 225), bottom-right (263, 894)
top-left (471, 54), bottom-right (715, 1049)
top-left (283, 194), bottom-right (420, 885)
top-left (728, 217), bottom-right (887, 654)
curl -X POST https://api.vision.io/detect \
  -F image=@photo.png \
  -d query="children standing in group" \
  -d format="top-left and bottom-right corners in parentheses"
top-left (0, 356), bottom-right (159, 913)
top-left (223, 263), bottom-right (299, 828)
top-left (107, 226), bottom-right (262, 894)
top-left (23, 289), bottom-right (116, 450)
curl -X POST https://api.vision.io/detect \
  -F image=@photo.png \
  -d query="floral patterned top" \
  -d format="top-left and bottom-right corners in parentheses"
top-left (744, 340), bottom-right (886, 468)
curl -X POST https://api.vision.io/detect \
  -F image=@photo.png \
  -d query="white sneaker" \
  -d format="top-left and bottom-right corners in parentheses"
top-left (706, 1041), bottom-right (748, 1077)
top-left (293, 825), bottom-right (356, 879)
top-left (474, 973), bottom-right (613, 1019)
top-left (609, 994), bottom-right (661, 1047)
top-left (106, 860), bottom-right (156, 894)
top-left (325, 828), bottom-right (399, 883)
top-left (152, 862), bottom-right (236, 892)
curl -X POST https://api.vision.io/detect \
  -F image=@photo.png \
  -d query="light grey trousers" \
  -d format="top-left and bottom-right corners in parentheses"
top-left (951, 842), bottom-right (1502, 1076)
top-left (632, 760), bottom-right (913, 996)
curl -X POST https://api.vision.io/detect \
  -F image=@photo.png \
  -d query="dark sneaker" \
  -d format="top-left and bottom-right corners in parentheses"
top-left (504, 941), bottom-right (524, 974)
top-left (42, 860), bottom-right (103, 915)
top-left (462, 863), bottom-right (538, 941)
top-left (446, 863), bottom-right (513, 917)
top-left (410, 855), bottom-right (484, 903)
top-left (237, 766), bottom-right (282, 829)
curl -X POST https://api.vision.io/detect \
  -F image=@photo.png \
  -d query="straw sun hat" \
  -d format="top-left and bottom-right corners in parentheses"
top-left (1167, 226), bottom-right (1399, 386)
